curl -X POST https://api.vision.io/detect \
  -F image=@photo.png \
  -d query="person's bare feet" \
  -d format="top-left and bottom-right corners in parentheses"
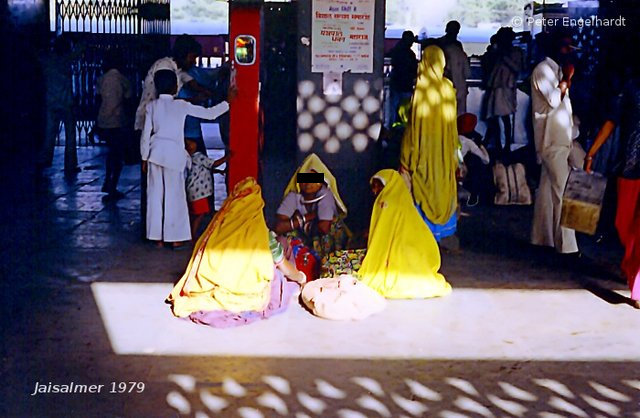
top-left (172, 241), bottom-right (189, 251)
top-left (155, 241), bottom-right (164, 248)
top-left (294, 271), bottom-right (307, 284)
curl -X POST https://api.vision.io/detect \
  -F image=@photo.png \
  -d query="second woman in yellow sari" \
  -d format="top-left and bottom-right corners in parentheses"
top-left (400, 45), bottom-right (460, 241)
top-left (358, 169), bottom-right (452, 299)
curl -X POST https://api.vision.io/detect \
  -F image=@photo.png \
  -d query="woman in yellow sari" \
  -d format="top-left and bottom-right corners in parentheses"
top-left (400, 45), bottom-right (460, 241)
top-left (167, 178), bottom-right (305, 327)
top-left (358, 169), bottom-right (451, 299)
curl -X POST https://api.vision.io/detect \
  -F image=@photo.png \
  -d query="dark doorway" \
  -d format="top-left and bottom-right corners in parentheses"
top-left (260, 2), bottom-right (298, 225)
top-left (261, 1), bottom-right (298, 157)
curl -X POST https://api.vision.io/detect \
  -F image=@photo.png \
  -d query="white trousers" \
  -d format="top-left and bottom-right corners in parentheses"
top-left (146, 163), bottom-right (191, 242)
top-left (531, 143), bottom-right (585, 254)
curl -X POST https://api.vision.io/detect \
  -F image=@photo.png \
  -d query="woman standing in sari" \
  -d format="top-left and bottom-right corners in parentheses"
top-left (167, 178), bottom-right (305, 327)
top-left (400, 45), bottom-right (460, 241)
top-left (358, 169), bottom-right (452, 299)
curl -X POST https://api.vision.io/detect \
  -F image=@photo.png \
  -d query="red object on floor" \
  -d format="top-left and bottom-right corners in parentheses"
top-left (293, 244), bottom-right (319, 282)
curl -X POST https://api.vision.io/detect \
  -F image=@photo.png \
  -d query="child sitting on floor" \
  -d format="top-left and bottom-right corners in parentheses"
top-left (140, 70), bottom-right (235, 249)
top-left (185, 138), bottom-right (228, 238)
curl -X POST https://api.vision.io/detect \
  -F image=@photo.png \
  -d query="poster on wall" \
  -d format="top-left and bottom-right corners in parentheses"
top-left (311, 0), bottom-right (375, 73)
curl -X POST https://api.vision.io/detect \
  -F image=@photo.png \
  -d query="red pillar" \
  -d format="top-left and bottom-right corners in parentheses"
top-left (228, 6), bottom-right (261, 189)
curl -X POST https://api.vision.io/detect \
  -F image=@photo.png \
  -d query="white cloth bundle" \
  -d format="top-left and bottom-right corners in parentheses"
top-left (301, 275), bottom-right (386, 321)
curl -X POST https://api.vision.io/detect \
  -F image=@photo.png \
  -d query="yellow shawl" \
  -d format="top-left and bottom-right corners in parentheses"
top-left (168, 178), bottom-right (274, 317)
top-left (358, 169), bottom-right (452, 299)
top-left (400, 45), bottom-right (459, 224)
top-left (283, 153), bottom-right (347, 216)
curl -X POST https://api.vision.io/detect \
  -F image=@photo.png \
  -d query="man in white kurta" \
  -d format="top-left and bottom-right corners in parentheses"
top-left (140, 92), bottom-right (230, 243)
top-left (530, 46), bottom-right (584, 254)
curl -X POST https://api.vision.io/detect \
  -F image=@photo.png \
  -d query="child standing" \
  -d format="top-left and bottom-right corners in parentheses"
top-left (140, 70), bottom-right (234, 249)
top-left (185, 138), bottom-right (228, 237)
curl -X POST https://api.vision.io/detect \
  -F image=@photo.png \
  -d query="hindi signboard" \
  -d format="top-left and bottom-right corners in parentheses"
top-left (311, 0), bottom-right (375, 73)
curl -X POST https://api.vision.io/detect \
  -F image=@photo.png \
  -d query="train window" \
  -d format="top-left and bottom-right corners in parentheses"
top-left (234, 35), bottom-right (256, 65)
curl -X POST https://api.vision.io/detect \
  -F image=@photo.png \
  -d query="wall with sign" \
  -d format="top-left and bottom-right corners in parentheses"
top-left (293, 0), bottom-right (385, 232)
top-left (311, 0), bottom-right (375, 73)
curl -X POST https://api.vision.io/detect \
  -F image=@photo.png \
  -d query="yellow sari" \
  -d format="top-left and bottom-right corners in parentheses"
top-left (358, 169), bottom-right (452, 299)
top-left (282, 153), bottom-right (347, 216)
top-left (400, 45), bottom-right (459, 225)
top-left (168, 178), bottom-right (274, 317)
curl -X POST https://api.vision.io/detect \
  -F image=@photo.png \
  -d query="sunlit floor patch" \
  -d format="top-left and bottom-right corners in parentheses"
top-left (91, 283), bottom-right (640, 359)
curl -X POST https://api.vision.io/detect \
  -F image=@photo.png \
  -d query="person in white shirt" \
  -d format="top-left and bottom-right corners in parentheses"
top-left (530, 31), bottom-right (585, 254)
top-left (457, 113), bottom-right (492, 205)
top-left (140, 70), bottom-right (234, 249)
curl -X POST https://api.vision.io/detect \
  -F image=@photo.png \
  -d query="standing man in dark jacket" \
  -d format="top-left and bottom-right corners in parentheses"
top-left (388, 31), bottom-right (418, 127)
top-left (38, 37), bottom-right (79, 173)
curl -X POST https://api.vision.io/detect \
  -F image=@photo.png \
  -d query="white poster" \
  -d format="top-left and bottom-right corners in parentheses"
top-left (311, 0), bottom-right (375, 73)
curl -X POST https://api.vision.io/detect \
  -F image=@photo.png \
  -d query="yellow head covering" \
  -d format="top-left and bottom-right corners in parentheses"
top-left (283, 153), bottom-right (347, 215)
top-left (358, 169), bottom-right (451, 299)
top-left (168, 178), bottom-right (274, 317)
top-left (400, 45), bottom-right (459, 225)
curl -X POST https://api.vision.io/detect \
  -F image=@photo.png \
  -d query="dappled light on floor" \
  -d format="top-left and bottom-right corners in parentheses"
top-left (163, 373), bottom-right (640, 417)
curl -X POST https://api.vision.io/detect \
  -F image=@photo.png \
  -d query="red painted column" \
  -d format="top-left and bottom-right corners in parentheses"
top-left (228, 6), bottom-right (261, 189)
